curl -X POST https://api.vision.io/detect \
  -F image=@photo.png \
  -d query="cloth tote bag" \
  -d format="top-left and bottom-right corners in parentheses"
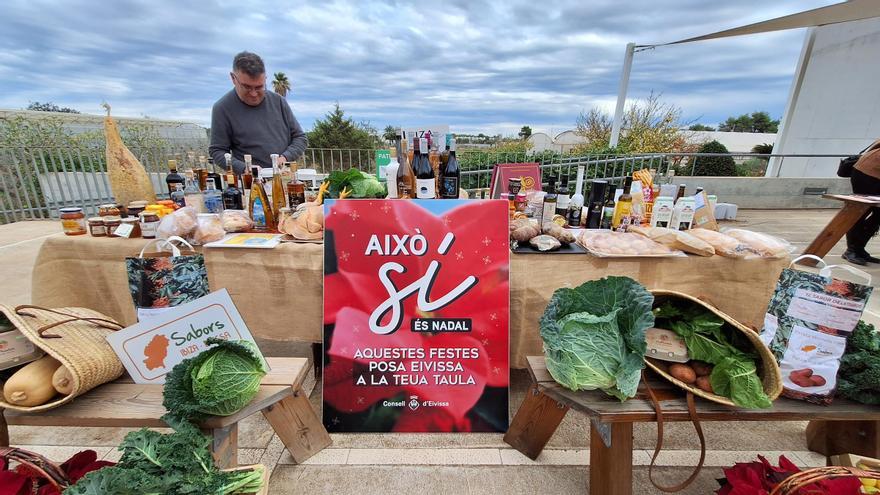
top-left (125, 236), bottom-right (209, 321)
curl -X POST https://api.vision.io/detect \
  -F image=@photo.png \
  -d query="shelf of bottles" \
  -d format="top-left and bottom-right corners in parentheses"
top-left (389, 131), bottom-right (460, 200)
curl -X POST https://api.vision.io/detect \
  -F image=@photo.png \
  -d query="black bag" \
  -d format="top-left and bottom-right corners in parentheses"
top-left (838, 142), bottom-right (877, 178)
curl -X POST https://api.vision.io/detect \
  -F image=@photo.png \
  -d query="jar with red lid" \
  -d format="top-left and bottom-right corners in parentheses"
top-left (59, 207), bottom-right (86, 236)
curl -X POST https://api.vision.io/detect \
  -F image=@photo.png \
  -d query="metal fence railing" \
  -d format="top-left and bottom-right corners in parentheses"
top-left (0, 145), bottom-right (854, 224)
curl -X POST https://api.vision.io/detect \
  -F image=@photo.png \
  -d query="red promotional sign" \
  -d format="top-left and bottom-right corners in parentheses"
top-left (322, 199), bottom-right (510, 433)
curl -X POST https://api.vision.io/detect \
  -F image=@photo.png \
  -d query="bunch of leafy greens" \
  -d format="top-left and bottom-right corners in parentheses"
top-left (163, 338), bottom-right (268, 425)
top-left (540, 277), bottom-right (654, 400)
top-left (837, 321), bottom-right (880, 405)
top-left (326, 168), bottom-right (386, 198)
top-left (654, 302), bottom-right (772, 409)
top-left (64, 420), bottom-right (264, 495)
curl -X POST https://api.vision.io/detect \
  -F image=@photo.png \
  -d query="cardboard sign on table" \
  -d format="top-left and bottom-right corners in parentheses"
top-left (106, 289), bottom-right (264, 384)
top-left (489, 163), bottom-right (542, 199)
top-left (322, 199), bottom-right (510, 433)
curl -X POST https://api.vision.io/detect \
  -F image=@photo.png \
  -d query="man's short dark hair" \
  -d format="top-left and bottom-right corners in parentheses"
top-left (233, 51), bottom-right (265, 77)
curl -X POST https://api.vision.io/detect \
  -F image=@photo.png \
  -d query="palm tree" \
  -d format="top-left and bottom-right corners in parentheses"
top-left (272, 72), bottom-right (291, 97)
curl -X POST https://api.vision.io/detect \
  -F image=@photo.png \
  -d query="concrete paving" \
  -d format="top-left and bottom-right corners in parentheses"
top-left (3, 210), bottom-right (879, 494)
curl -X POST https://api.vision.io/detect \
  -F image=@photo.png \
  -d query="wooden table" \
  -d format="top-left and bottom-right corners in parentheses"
top-left (503, 356), bottom-right (880, 495)
top-left (0, 357), bottom-right (331, 468)
top-left (800, 194), bottom-right (880, 266)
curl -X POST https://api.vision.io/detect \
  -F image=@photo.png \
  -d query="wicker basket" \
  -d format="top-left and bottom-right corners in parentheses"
top-left (770, 466), bottom-right (880, 494)
top-left (0, 305), bottom-right (125, 412)
top-left (0, 446), bottom-right (71, 491)
top-left (644, 290), bottom-right (783, 407)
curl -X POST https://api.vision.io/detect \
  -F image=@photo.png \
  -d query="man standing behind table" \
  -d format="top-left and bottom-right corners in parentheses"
top-left (209, 51), bottom-right (308, 174)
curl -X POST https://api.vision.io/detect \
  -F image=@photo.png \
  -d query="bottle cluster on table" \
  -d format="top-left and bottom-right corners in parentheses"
top-left (391, 130), bottom-right (460, 200)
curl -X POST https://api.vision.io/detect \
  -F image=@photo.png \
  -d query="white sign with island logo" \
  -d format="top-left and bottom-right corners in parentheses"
top-left (106, 289), bottom-right (263, 384)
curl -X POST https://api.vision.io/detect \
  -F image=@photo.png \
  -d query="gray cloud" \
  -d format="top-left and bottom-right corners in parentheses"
top-left (0, 0), bottom-right (832, 135)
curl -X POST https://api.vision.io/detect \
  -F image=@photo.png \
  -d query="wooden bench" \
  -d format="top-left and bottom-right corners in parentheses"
top-left (800, 193), bottom-right (880, 266)
top-left (504, 356), bottom-right (880, 495)
top-left (0, 357), bottom-right (331, 468)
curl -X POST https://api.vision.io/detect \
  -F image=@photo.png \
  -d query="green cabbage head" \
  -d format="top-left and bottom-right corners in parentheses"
top-left (163, 338), bottom-right (269, 424)
top-left (540, 277), bottom-right (654, 401)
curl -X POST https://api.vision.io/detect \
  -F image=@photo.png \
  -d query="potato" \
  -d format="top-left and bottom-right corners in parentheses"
top-left (810, 374), bottom-right (826, 387)
top-left (696, 375), bottom-right (714, 393)
top-left (691, 361), bottom-right (713, 377)
top-left (668, 363), bottom-right (697, 384)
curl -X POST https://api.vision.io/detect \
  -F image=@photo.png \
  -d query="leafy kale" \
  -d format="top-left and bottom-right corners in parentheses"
top-left (655, 302), bottom-right (771, 409)
top-left (163, 338), bottom-right (268, 425)
top-left (837, 321), bottom-right (880, 405)
top-left (540, 276), bottom-right (654, 400)
top-left (64, 420), bottom-right (260, 495)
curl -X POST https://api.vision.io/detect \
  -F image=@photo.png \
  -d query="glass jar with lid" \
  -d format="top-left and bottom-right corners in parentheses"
top-left (103, 216), bottom-right (122, 236)
top-left (121, 216), bottom-right (141, 238)
top-left (59, 207), bottom-right (86, 236)
top-left (139, 212), bottom-right (160, 239)
top-left (87, 217), bottom-right (107, 237)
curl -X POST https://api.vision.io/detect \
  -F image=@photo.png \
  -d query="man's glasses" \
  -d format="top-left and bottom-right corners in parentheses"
top-left (233, 74), bottom-right (265, 94)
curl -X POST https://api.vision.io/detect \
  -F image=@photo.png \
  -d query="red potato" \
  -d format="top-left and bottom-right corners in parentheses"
top-left (691, 361), bottom-right (713, 377)
top-left (669, 363), bottom-right (697, 384)
top-left (790, 368), bottom-right (813, 379)
top-left (810, 375), bottom-right (827, 387)
top-left (695, 375), bottom-right (714, 393)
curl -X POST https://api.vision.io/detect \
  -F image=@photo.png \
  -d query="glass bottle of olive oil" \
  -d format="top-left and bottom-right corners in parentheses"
top-left (249, 165), bottom-right (275, 231)
top-left (611, 176), bottom-right (633, 230)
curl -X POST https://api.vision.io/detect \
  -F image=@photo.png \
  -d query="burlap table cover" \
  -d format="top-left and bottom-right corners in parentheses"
top-left (31, 235), bottom-right (788, 368)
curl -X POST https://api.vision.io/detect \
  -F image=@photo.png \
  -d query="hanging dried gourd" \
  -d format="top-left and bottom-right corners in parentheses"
top-left (102, 103), bottom-right (156, 205)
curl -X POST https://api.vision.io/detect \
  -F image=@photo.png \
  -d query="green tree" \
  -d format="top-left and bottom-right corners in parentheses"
top-left (518, 125), bottom-right (532, 139)
top-left (271, 72), bottom-right (291, 97)
top-left (688, 123), bottom-right (715, 131)
top-left (718, 111), bottom-right (778, 133)
top-left (382, 125), bottom-right (398, 143)
top-left (575, 91), bottom-right (692, 154)
top-left (751, 143), bottom-right (774, 154)
top-left (307, 102), bottom-right (380, 149)
top-left (692, 140), bottom-right (736, 176)
top-left (26, 101), bottom-right (80, 113)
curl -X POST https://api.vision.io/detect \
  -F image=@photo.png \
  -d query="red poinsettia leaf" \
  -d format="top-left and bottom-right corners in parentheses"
top-left (819, 475), bottom-right (862, 494)
top-left (68, 460), bottom-right (115, 483)
top-left (0, 470), bottom-right (29, 495)
top-left (36, 484), bottom-right (61, 495)
top-left (776, 455), bottom-right (800, 473)
top-left (60, 450), bottom-right (97, 477)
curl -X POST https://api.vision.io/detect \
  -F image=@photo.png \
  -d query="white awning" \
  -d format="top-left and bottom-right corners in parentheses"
top-left (644, 0), bottom-right (880, 47)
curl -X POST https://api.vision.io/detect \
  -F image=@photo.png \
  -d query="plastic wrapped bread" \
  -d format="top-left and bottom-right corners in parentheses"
top-left (627, 226), bottom-right (715, 257)
top-left (578, 231), bottom-right (684, 257)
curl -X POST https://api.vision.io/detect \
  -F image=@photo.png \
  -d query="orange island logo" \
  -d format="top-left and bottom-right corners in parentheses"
top-left (143, 334), bottom-right (170, 370)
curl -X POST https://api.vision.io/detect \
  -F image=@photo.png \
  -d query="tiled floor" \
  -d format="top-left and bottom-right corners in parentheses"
top-left (3, 209), bottom-right (878, 494)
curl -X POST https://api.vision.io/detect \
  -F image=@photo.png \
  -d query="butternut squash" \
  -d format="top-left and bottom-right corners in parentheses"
top-left (3, 356), bottom-right (62, 407)
top-left (52, 365), bottom-right (75, 395)
top-left (102, 102), bottom-right (156, 206)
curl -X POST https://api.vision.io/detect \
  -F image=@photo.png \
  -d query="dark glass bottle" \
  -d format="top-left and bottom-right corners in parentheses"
top-left (165, 159), bottom-right (184, 197)
top-left (414, 137), bottom-right (435, 199)
top-left (222, 170), bottom-right (243, 210)
top-left (439, 138), bottom-right (460, 199)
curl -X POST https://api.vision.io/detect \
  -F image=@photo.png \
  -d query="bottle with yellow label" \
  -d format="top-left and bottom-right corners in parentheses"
top-left (611, 176), bottom-right (633, 230)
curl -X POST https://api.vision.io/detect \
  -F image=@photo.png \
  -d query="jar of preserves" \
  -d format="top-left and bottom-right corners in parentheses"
top-left (121, 216), bottom-right (141, 238)
top-left (127, 200), bottom-right (148, 218)
top-left (103, 216), bottom-right (122, 236)
top-left (87, 217), bottom-right (107, 237)
top-left (59, 207), bottom-right (86, 236)
top-left (139, 212), bottom-right (160, 239)
top-left (98, 204), bottom-right (120, 217)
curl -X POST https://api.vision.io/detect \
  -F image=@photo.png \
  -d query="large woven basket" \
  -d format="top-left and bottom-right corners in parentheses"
top-left (0, 305), bottom-right (125, 412)
top-left (644, 290), bottom-right (783, 407)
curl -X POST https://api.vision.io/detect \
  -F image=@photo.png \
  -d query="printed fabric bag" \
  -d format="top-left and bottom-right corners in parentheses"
top-left (125, 236), bottom-right (209, 322)
top-left (759, 255), bottom-right (873, 404)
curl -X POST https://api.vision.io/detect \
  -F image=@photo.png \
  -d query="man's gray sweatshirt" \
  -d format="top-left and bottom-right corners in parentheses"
top-left (209, 89), bottom-right (308, 174)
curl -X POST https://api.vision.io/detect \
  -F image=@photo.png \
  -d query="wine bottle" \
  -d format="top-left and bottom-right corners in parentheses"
top-left (183, 170), bottom-right (204, 213)
top-left (439, 137), bottom-right (460, 199)
top-left (222, 168), bottom-right (243, 210)
top-left (396, 136), bottom-right (416, 199)
top-left (165, 159), bottom-right (184, 197)
top-left (414, 137), bottom-right (436, 199)
top-left (206, 157), bottom-right (222, 191)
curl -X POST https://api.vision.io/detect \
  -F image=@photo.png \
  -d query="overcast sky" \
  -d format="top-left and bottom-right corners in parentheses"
top-left (0, 0), bottom-right (833, 136)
